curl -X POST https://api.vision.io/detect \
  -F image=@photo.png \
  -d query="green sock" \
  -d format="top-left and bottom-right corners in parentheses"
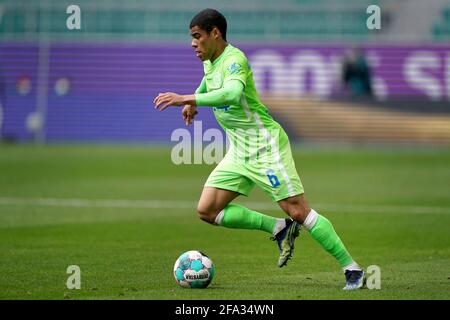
top-left (217, 203), bottom-right (277, 235)
top-left (308, 213), bottom-right (354, 268)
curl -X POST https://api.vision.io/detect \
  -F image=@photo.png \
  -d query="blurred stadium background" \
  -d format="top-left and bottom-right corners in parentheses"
top-left (1, 0), bottom-right (450, 145)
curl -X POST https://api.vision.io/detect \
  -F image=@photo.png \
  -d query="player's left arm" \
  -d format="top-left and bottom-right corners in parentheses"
top-left (194, 55), bottom-right (247, 106)
top-left (154, 76), bottom-right (206, 112)
top-left (154, 80), bottom-right (244, 111)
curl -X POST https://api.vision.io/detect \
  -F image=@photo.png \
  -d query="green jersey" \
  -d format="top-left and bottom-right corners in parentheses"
top-left (197, 44), bottom-right (304, 201)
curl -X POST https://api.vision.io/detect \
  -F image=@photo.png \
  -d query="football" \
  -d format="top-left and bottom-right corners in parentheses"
top-left (173, 250), bottom-right (215, 288)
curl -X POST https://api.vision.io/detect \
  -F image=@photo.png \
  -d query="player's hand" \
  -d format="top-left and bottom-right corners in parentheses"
top-left (182, 105), bottom-right (198, 126)
top-left (154, 92), bottom-right (185, 111)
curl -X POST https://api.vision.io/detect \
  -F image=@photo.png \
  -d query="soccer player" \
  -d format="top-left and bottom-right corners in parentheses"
top-left (154, 9), bottom-right (365, 290)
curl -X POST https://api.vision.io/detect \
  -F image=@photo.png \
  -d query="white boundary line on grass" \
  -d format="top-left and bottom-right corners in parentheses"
top-left (0, 197), bottom-right (449, 215)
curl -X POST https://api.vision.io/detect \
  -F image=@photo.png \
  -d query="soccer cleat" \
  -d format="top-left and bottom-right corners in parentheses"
top-left (343, 270), bottom-right (365, 290)
top-left (271, 219), bottom-right (301, 268)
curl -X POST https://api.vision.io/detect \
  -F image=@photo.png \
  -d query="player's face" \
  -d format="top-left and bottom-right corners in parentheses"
top-left (190, 26), bottom-right (216, 61)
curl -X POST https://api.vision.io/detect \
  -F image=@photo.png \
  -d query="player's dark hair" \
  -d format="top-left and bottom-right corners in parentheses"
top-left (190, 9), bottom-right (227, 41)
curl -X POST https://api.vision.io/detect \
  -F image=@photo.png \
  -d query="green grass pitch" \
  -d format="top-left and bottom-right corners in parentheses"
top-left (0, 144), bottom-right (449, 300)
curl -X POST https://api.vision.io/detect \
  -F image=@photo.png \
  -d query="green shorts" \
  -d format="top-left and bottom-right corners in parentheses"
top-left (204, 129), bottom-right (304, 202)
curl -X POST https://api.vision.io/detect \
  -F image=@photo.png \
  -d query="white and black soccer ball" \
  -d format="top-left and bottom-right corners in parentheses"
top-left (173, 250), bottom-right (215, 288)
